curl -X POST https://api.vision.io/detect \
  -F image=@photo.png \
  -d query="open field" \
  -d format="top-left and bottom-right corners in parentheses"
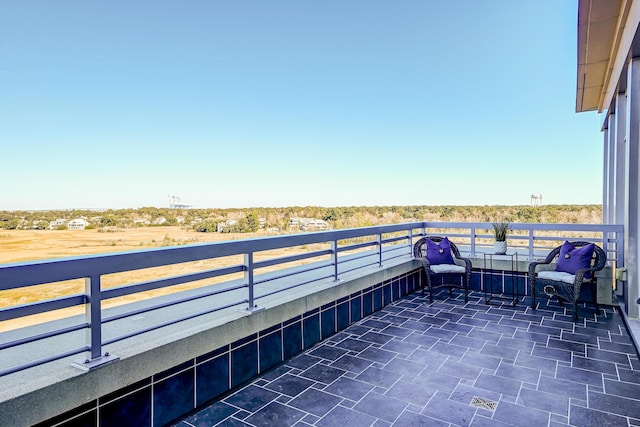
top-left (0, 226), bottom-right (263, 264)
top-left (0, 227), bottom-right (286, 331)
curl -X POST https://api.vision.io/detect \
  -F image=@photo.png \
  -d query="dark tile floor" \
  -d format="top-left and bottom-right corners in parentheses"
top-left (171, 291), bottom-right (640, 427)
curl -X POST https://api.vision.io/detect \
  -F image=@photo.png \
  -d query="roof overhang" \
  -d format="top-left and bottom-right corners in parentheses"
top-left (576, 0), bottom-right (624, 112)
top-left (576, 0), bottom-right (640, 114)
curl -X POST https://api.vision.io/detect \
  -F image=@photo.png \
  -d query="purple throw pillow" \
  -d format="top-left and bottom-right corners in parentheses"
top-left (555, 241), bottom-right (594, 277)
top-left (426, 237), bottom-right (455, 265)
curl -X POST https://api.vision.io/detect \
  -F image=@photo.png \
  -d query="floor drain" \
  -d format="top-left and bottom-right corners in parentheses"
top-left (471, 396), bottom-right (497, 411)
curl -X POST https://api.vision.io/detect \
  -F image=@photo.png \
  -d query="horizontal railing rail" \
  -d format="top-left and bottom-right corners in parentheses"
top-left (0, 221), bottom-right (624, 377)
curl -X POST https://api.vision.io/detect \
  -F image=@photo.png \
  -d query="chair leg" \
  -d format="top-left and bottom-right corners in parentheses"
top-left (573, 301), bottom-right (579, 321)
top-left (531, 285), bottom-right (536, 310)
top-left (464, 276), bottom-right (469, 303)
top-left (591, 282), bottom-right (600, 316)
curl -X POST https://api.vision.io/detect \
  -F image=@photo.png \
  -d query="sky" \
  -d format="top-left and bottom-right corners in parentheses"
top-left (0, 1), bottom-right (603, 210)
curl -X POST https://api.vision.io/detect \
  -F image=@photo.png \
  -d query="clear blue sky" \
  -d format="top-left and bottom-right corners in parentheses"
top-left (1, 1), bottom-right (602, 210)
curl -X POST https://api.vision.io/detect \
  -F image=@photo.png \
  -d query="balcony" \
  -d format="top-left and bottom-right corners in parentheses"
top-left (0, 221), bottom-right (636, 427)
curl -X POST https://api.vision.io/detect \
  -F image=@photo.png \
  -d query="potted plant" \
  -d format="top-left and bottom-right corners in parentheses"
top-left (491, 222), bottom-right (510, 255)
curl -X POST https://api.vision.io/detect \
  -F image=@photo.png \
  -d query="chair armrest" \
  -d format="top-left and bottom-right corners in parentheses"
top-left (573, 268), bottom-right (588, 284)
top-left (528, 260), bottom-right (552, 276)
top-left (415, 256), bottom-right (432, 270)
top-left (573, 264), bottom-right (603, 283)
top-left (528, 262), bottom-right (539, 276)
top-left (454, 255), bottom-right (472, 272)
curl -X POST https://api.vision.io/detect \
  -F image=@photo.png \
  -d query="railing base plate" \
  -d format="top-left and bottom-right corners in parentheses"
top-left (244, 305), bottom-right (265, 314)
top-left (72, 353), bottom-right (120, 371)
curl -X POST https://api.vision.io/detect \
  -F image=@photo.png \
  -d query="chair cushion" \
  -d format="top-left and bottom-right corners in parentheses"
top-left (430, 264), bottom-right (465, 274)
top-left (538, 270), bottom-right (575, 284)
top-left (556, 241), bottom-right (594, 277)
top-left (426, 237), bottom-right (455, 265)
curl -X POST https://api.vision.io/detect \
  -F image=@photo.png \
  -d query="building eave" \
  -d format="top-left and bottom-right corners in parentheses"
top-left (576, 0), bottom-right (625, 113)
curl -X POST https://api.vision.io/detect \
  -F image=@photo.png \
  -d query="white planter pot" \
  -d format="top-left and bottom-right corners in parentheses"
top-left (494, 240), bottom-right (507, 255)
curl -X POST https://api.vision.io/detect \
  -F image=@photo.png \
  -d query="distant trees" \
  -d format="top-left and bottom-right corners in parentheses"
top-left (194, 220), bottom-right (218, 233)
top-left (0, 218), bottom-right (19, 230)
top-left (34, 220), bottom-right (49, 230)
top-left (0, 205), bottom-right (603, 233)
top-left (99, 215), bottom-right (120, 227)
top-left (239, 212), bottom-right (260, 233)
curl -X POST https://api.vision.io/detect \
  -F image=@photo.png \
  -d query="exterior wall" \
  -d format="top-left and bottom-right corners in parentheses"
top-left (578, 0), bottom-right (640, 319)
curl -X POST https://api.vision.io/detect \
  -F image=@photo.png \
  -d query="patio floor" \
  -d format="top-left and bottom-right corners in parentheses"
top-left (170, 290), bottom-right (640, 427)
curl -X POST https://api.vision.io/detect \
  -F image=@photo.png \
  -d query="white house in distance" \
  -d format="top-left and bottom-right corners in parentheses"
top-left (48, 218), bottom-right (89, 230)
top-left (152, 217), bottom-right (167, 225)
top-left (289, 217), bottom-right (330, 231)
top-left (48, 219), bottom-right (67, 230)
top-left (67, 218), bottom-right (89, 230)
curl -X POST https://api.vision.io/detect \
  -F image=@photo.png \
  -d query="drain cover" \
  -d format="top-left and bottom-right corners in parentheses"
top-left (471, 396), bottom-right (497, 411)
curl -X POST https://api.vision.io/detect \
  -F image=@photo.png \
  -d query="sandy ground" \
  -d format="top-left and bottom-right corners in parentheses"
top-left (0, 226), bottom-right (257, 264)
top-left (0, 227), bottom-right (281, 331)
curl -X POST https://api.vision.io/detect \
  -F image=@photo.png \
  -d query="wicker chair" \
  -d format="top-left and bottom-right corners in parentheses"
top-left (528, 241), bottom-right (606, 320)
top-left (413, 236), bottom-right (471, 303)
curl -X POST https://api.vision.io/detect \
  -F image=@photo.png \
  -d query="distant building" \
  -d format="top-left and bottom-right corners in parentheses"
top-left (49, 219), bottom-right (67, 230)
top-left (289, 218), bottom-right (301, 229)
top-left (303, 219), bottom-right (330, 231)
top-left (289, 217), bottom-right (330, 231)
top-left (530, 193), bottom-right (542, 207)
top-left (67, 218), bottom-right (89, 230)
top-left (168, 195), bottom-right (192, 209)
top-left (152, 217), bottom-right (167, 225)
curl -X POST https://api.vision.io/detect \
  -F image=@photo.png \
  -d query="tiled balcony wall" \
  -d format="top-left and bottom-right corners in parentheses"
top-left (31, 269), bottom-right (422, 427)
top-left (16, 263), bottom-right (613, 427)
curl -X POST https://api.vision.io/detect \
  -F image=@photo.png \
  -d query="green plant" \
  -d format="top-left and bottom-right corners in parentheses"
top-left (491, 222), bottom-right (510, 241)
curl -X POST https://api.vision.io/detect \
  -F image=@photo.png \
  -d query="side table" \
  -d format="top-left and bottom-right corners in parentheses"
top-left (483, 253), bottom-right (519, 306)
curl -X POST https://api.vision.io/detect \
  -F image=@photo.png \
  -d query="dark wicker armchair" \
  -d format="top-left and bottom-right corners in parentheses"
top-left (528, 241), bottom-right (607, 320)
top-left (413, 236), bottom-right (471, 303)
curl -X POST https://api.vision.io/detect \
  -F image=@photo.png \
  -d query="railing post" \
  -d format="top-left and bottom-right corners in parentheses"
top-left (332, 240), bottom-right (340, 281)
top-left (377, 233), bottom-right (383, 267)
top-left (470, 227), bottom-right (476, 256)
top-left (528, 229), bottom-right (535, 260)
top-left (244, 252), bottom-right (263, 313)
top-left (86, 275), bottom-right (102, 361)
top-left (73, 274), bottom-right (118, 370)
top-left (408, 229), bottom-right (413, 256)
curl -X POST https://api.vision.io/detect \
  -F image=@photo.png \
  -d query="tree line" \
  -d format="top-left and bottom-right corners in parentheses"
top-left (0, 205), bottom-right (602, 233)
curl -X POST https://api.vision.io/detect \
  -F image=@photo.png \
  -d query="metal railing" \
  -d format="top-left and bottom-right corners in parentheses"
top-left (0, 221), bottom-right (624, 377)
